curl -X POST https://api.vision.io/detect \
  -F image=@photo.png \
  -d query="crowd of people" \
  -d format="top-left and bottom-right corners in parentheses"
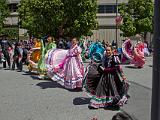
top-left (0, 35), bottom-right (152, 119)
top-left (0, 36), bottom-right (42, 69)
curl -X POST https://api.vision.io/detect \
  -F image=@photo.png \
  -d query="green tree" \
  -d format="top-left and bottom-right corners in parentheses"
top-left (119, 0), bottom-right (153, 38)
top-left (0, 0), bottom-right (9, 33)
top-left (1, 28), bottom-right (19, 40)
top-left (18, 0), bottom-right (98, 38)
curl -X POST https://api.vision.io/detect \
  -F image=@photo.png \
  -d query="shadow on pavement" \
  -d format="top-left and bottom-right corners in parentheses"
top-left (22, 71), bottom-right (43, 81)
top-left (36, 81), bottom-right (64, 89)
top-left (104, 106), bottom-right (121, 111)
top-left (30, 75), bottom-right (40, 80)
top-left (73, 97), bottom-right (90, 105)
top-left (0, 67), bottom-right (3, 70)
top-left (22, 71), bottom-right (38, 75)
top-left (125, 66), bottom-right (141, 69)
top-left (4, 68), bottom-right (10, 70)
top-left (36, 81), bottom-right (83, 92)
top-left (67, 88), bottom-right (83, 92)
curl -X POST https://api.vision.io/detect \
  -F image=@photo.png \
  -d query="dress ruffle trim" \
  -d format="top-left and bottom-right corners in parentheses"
top-left (51, 73), bottom-right (83, 89)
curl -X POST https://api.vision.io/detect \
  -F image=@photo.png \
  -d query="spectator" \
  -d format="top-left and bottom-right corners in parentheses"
top-left (66, 40), bottom-right (72, 49)
top-left (12, 42), bottom-right (23, 72)
top-left (0, 36), bottom-right (12, 69)
top-left (112, 40), bottom-right (117, 47)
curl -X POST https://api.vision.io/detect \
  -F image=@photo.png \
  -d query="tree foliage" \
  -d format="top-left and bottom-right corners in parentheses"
top-left (1, 28), bottom-right (19, 39)
top-left (0, 0), bottom-right (9, 32)
top-left (18, 0), bottom-right (98, 38)
top-left (119, 0), bottom-right (153, 37)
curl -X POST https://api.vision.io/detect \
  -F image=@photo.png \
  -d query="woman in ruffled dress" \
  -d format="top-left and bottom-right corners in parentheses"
top-left (83, 46), bottom-right (130, 109)
top-left (132, 42), bottom-right (145, 68)
top-left (49, 37), bottom-right (84, 90)
top-left (27, 38), bottom-right (42, 72)
top-left (38, 36), bottom-right (56, 79)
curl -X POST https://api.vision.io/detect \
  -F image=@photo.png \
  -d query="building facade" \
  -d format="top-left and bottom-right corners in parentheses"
top-left (92, 0), bottom-right (128, 45)
top-left (5, 0), bottom-right (27, 38)
top-left (5, 0), bottom-right (128, 44)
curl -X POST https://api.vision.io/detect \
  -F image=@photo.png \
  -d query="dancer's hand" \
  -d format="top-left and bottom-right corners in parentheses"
top-left (122, 75), bottom-right (126, 80)
top-left (54, 67), bottom-right (59, 72)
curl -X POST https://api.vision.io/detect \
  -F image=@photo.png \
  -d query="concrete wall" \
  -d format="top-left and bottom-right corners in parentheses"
top-left (94, 0), bottom-right (128, 45)
top-left (4, 13), bottom-right (18, 26)
top-left (7, 0), bottom-right (20, 4)
top-left (91, 29), bottom-right (124, 46)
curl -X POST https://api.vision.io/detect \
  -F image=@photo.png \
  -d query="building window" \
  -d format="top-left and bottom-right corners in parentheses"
top-left (98, 5), bottom-right (117, 13)
top-left (8, 3), bottom-right (18, 12)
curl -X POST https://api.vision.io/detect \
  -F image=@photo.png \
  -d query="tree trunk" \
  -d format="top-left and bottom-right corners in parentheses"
top-left (58, 18), bottom-right (68, 38)
top-left (143, 32), bottom-right (147, 42)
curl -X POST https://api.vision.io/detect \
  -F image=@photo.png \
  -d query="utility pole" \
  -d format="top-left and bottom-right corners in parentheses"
top-left (151, 0), bottom-right (160, 120)
top-left (116, 0), bottom-right (118, 48)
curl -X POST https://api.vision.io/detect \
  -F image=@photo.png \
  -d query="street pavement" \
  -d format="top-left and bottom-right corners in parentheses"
top-left (122, 56), bottom-right (152, 120)
top-left (0, 57), bottom-right (152, 120)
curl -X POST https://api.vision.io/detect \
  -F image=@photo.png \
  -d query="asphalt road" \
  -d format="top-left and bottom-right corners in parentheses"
top-left (122, 56), bottom-right (152, 120)
top-left (0, 57), bottom-right (152, 120)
